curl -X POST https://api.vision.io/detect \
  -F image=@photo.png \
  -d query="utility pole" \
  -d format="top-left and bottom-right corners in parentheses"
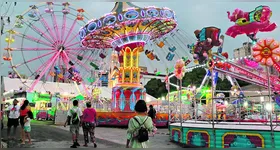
top-left (0, 2), bottom-right (4, 147)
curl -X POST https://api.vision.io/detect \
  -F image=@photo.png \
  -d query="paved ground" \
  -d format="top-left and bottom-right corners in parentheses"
top-left (1, 120), bottom-right (179, 148)
top-left (1, 120), bottom-right (123, 148)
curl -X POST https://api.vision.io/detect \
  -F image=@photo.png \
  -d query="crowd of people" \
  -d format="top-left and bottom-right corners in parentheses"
top-left (5, 99), bottom-right (33, 144)
top-left (1, 99), bottom-right (158, 148)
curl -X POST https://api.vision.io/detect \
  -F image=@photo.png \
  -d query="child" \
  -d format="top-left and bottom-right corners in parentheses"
top-left (23, 111), bottom-right (33, 144)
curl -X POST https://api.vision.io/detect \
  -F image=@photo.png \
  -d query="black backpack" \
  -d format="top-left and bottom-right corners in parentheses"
top-left (134, 117), bottom-right (149, 143)
top-left (70, 109), bottom-right (79, 125)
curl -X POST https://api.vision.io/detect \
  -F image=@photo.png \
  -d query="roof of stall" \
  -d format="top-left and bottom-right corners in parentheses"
top-left (111, 2), bottom-right (141, 14)
top-left (3, 77), bottom-right (157, 101)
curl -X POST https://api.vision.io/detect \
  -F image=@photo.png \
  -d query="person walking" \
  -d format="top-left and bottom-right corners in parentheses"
top-left (64, 100), bottom-right (83, 148)
top-left (19, 100), bottom-right (31, 144)
top-left (6, 99), bottom-right (20, 140)
top-left (148, 105), bottom-right (156, 125)
top-left (126, 100), bottom-right (154, 148)
top-left (23, 111), bottom-right (33, 144)
top-left (81, 102), bottom-right (97, 148)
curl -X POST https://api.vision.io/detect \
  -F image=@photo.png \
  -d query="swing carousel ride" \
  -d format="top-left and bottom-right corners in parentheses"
top-left (3, 2), bottom-right (109, 96)
top-left (169, 5), bottom-right (280, 148)
top-left (79, 2), bottom-right (195, 126)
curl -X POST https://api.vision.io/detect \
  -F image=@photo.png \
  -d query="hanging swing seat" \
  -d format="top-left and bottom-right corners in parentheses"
top-left (99, 52), bottom-right (106, 59)
top-left (28, 12), bottom-right (36, 18)
top-left (4, 47), bottom-right (14, 51)
top-left (77, 55), bottom-right (83, 60)
top-left (2, 56), bottom-right (12, 61)
top-left (15, 23), bottom-right (23, 28)
top-left (76, 8), bottom-right (84, 20)
top-left (49, 72), bottom-right (55, 77)
top-left (5, 38), bottom-right (15, 43)
top-left (166, 52), bottom-right (175, 61)
top-left (45, 8), bottom-right (53, 13)
top-left (90, 62), bottom-right (99, 70)
top-left (69, 61), bottom-right (74, 66)
top-left (157, 41), bottom-right (165, 48)
top-left (168, 46), bottom-right (176, 52)
top-left (35, 74), bottom-right (40, 79)
top-left (87, 77), bottom-right (95, 83)
top-left (57, 74), bottom-right (64, 79)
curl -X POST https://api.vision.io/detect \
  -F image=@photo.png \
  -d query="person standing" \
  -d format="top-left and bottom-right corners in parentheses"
top-left (6, 99), bottom-right (20, 140)
top-left (81, 102), bottom-right (97, 148)
top-left (19, 100), bottom-right (30, 144)
top-left (148, 105), bottom-right (156, 125)
top-left (126, 100), bottom-right (154, 148)
top-left (23, 111), bottom-right (33, 144)
top-left (64, 100), bottom-right (83, 148)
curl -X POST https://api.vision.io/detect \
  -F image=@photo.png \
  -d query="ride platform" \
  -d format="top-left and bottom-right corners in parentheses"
top-left (169, 120), bottom-right (280, 148)
top-left (96, 112), bottom-right (169, 127)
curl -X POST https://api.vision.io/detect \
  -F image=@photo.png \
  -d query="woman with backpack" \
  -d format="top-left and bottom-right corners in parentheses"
top-left (126, 100), bottom-right (154, 148)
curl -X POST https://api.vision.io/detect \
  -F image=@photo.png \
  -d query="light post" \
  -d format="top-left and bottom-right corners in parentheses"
top-left (0, 4), bottom-right (4, 147)
top-left (191, 85), bottom-right (197, 122)
top-left (265, 66), bottom-right (274, 148)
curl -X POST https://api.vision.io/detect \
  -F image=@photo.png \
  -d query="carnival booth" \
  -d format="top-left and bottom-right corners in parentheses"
top-left (27, 92), bottom-right (52, 120)
top-left (53, 92), bottom-right (88, 125)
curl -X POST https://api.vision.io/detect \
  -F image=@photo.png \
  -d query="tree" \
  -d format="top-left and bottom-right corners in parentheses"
top-left (144, 78), bottom-right (167, 98)
top-left (145, 67), bottom-right (252, 98)
top-left (170, 68), bottom-right (249, 97)
top-left (170, 68), bottom-right (206, 90)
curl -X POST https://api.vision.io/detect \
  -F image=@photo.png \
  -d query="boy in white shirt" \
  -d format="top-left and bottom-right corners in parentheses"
top-left (6, 99), bottom-right (20, 139)
top-left (64, 100), bottom-right (83, 148)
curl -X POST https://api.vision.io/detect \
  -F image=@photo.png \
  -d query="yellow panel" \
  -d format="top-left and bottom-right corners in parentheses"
top-left (124, 68), bottom-right (131, 83)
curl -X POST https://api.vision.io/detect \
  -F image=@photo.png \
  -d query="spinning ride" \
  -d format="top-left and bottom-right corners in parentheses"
top-left (3, 2), bottom-right (98, 94)
top-left (80, 2), bottom-right (177, 112)
top-left (169, 5), bottom-right (280, 148)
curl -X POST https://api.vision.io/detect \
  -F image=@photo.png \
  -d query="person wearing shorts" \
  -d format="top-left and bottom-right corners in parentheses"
top-left (19, 100), bottom-right (30, 144)
top-left (64, 100), bottom-right (83, 148)
top-left (6, 99), bottom-right (20, 139)
top-left (23, 111), bottom-right (33, 145)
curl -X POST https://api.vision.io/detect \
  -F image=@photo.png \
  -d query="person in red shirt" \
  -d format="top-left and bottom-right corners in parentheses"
top-left (19, 100), bottom-right (30, 144)
top-left (81, 102), bottom-right (97, 148)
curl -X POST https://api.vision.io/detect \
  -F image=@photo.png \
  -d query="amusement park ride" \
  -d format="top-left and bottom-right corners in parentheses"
top-left (2, 2), bottom-right (107, 96)
top-left (167, 5), bottom-right (280, 148)
top-left (2, 1), bottom-right (280, 148)
top-left (79, 2), bottom-right (178, 126)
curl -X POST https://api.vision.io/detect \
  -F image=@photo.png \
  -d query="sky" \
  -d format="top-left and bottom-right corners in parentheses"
top-left (1, 0), bottom-right (280, 77)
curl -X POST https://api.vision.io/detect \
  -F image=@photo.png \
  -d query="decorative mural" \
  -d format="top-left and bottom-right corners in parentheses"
top-left (187, 130), bottom-right (210, 147)
top-left (222, 132), bottom-right (264, 148)
top-left (171, 128), bottom-right (181, 142)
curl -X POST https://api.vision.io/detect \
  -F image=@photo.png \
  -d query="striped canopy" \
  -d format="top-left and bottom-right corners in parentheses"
top-left (111, 2), bottom-right (141, 14)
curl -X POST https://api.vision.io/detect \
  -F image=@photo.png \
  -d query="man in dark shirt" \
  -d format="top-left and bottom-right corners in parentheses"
top-left (148, 105), bottom-right (156, 125)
